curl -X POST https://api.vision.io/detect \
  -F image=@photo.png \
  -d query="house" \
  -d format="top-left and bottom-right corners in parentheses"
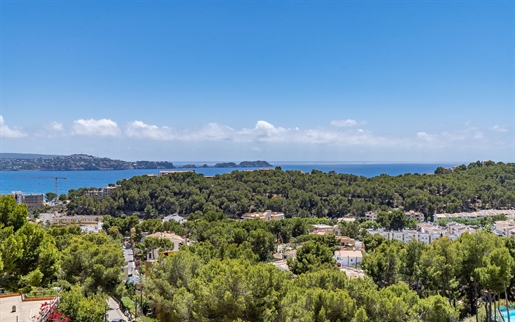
top-left (241, 210), bottom-right (285, 221)
top-left (446, 222), bottom-right (475, 235)
top-left (163, 214), bottom-right (186, 224)
top-left (52, 215), bottom-right (103, 225)
top-left (365, 211), bottom-right (378, 221)
top-left (338, 217), bottom-right (356, 223)
top-left (404, 210), bottom-right (425, 222)
top-left (334, 249), bottom-right (363, 267)
top-left (0, 293), bottom-right (58, 322)
top-left (311, 224), bottom-right (340, 236)
top-left (144, 232), bottom-right (186, 251)
top-left (144, 232), bottom-right (186, 277)
top-left (336, 236), bottom-right (355, 246)
top-left (495, 220), bottom-right (515, 236)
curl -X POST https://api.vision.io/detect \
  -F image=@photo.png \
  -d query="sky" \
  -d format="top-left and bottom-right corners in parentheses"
top-left (0, 0), bottom-right (513, 162)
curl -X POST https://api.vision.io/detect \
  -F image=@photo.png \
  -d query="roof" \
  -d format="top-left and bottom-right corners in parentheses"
top-left (146, 232), bottom-right (185, 242)
top-left (0, 294), bottom-right (55, 322)
top-left (312, 224), bottom-right (334, 229)
top-left (335, 250), bottom-right (363, 258)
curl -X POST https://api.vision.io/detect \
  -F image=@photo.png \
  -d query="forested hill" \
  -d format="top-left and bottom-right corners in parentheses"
top-left (0, 153), bottom-right (58, 159)
top-left (67, 160), bottom-right (515, 218)
top-left (0, 154), bottom-right (176, 171)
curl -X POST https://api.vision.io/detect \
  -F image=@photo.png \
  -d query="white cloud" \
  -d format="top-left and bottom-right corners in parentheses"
top-left (330, 119), bottom-right (357, 127)
top-left (121, 120), bottom-right (405, 148)
top-left (124, 121), bottom-right (235, 141)
top-left (238, 121), bottom-right (288, 142)
top-left (416, 132), bottom-right (434, 141)
top-left (26, 117), bottom-right (509, 158)
top-left (72, 119), bottom-right (120, 137)
top-left (491, 125), bottom-right (508, 133)
top-left (49, 121), bottom-right (64, 131)
top-left (194, 123), bottom-right (234, 141)
top-left (0, 115), bottom-right (26, 138)
top-left (125, 121), bottom-right (173, 140)
top-left (473, 131), bottom-right (484, 140)
top-left (34, 121), bottom-right (66, 138)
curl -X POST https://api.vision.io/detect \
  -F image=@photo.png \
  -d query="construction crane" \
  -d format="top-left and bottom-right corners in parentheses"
top-left (53, 177), bottom-right (67, 198)
top-left (37, 177), bottom-right (67, 199)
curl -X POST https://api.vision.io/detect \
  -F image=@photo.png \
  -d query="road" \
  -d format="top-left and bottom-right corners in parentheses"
top-left (106, 296), bottom-right (130, 322)
top-left (124, 246), bottom-right (140, 282)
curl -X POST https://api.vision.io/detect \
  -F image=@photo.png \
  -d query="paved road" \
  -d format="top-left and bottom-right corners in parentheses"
top-left (123, 246), bottom-right (140, 282)
top-left (106, 297), bottom-right (130, 322)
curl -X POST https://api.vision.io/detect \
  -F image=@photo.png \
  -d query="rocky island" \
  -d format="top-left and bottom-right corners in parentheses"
top-left (179, 160), bottom-right (273, 168)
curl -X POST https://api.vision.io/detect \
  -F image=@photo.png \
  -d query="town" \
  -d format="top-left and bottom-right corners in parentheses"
top-left (3, 162), bottom-right (515, 321)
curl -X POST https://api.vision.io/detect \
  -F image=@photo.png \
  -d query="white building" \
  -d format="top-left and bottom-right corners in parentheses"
top-left (334, 249), bottom-right (363, 267)
top-left (241, 210), bottom-right (285, 221)
top-left (433, 209), bottom-right (515, 221)
top-left (495, 220), bottom-right (515, 236)
top-left (367, 226), bottom-right (464, 244)
top-left (163, 214), bottom-right (187, 224)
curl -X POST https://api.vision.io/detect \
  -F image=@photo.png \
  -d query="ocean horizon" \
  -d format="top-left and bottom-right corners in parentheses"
top-left (0, 162), bottom-right (460, 195)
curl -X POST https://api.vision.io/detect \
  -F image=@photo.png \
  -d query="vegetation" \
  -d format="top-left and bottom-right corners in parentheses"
top-left (66, 161), bottom-right (515, 219)
top-left (6, 160), bottom-right (515, 321)
top-left (0, 195), bottom-right (122, 321)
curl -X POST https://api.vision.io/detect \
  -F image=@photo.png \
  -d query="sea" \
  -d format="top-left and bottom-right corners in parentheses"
top-left (0, 162), bottom-right (459, 195)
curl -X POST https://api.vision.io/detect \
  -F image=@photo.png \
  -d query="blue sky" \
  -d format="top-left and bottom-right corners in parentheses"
top-left (0, 0), bottom-right (513, 162)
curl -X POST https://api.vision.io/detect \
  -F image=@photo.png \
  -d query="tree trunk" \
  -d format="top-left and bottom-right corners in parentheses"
top-left (498, 293), bottom-right (507, 322)
top-left (492, 293), bottom-right (497, 321)
top-left (478, 285), bottom-right (479, 322)
top-left (505, 282), bottom-right (511, 322)
top-left (488, 292), bottom-right (493, 322)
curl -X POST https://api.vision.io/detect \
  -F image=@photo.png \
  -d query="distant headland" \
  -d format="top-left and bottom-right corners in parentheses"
top-left (180, 160), bottom-right (273, 169)
top-left (0, 153), bottom-right (272, 171)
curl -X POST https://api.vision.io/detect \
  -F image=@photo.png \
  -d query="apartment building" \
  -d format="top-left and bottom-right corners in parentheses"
top-left (12, 191), bottom-right (44, 210)
top-left (365, 210), bottom-right (424, 222)
top-left (434, 209), bottom-right (515, 221)
top-left (368, 221), bottom-right (470, 244)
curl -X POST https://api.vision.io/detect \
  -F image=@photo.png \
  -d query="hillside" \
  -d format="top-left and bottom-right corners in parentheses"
top-left (0, 154), bottom-right (176, 171)
top-left (0, 153), bottom-right (59, 159)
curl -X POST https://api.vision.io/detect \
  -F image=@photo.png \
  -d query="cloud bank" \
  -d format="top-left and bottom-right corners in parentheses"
top-left (0, 115), bottom-right (509, 160)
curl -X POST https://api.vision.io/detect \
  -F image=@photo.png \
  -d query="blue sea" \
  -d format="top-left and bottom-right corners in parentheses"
top-left (0, 162), bottom-right (458, 195)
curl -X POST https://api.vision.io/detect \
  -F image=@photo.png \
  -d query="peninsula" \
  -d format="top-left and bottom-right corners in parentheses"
top-left (0, 154), bottom-right (176, 171)
top-left (0, 154), bottom-right (273, 171)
